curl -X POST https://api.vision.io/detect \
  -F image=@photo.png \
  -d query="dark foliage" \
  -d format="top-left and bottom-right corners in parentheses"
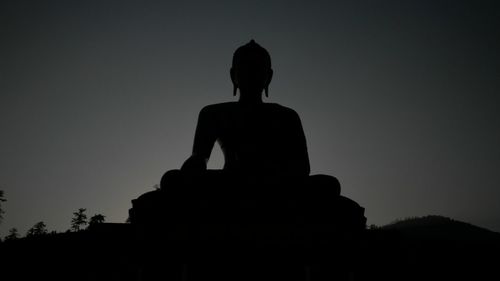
top-left (88, 214), bottom-right (106, 227)
top-left (71, 208), bottom-right (87, 232)
top-left (5, 228), bottom-right (20, 241)
top-left (26, 221), bottom-right (48, 237)
top-left (0, 189), bottom-right (6, 223)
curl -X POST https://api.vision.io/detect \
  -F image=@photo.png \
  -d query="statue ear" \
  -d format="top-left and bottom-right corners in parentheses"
top-left (264, 87), bottom-right (269, 97)
top-left (233, 85), bottom-right (238, 96)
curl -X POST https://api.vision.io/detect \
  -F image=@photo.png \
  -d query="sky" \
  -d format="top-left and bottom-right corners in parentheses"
top-left (1, 0), bottom-right (499, 238)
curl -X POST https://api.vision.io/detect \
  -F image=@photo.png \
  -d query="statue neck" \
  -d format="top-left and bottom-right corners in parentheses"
top-left (238, 89), bottom-right (263, 104)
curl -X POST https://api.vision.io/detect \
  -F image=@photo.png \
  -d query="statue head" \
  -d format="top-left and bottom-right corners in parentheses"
top-left (231, 40), bottom-right (273, 99)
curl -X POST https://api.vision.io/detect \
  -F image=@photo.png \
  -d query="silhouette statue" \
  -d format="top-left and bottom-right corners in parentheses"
top-left (129, 40), bottom-right (366, 281)
top-left (182, 40), bottom-right (310, 177)
top-left (160, 40), bottom-right (341, 195)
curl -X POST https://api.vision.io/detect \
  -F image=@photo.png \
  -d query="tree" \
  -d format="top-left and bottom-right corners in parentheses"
top-left (71, 208), bottom-right (87, 231)
top-left (26, 221), bottom-right (48, 237)
top-left (5, 228), bottom-right (19, 241)
top-left (0, 190), bottom-right (6, 224)
top-left (88, 214), bottom-right (105, 227)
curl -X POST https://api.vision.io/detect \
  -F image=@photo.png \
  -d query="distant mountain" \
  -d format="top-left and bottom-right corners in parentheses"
top-left (381, 215), bottom-right (500, 243)
top-left (360, 215), bottom-right (500, 281)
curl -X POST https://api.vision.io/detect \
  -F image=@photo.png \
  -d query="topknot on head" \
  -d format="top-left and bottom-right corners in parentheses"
top-left (232, 40), bottom-right (271, 70)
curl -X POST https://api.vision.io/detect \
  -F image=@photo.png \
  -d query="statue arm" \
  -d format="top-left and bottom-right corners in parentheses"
top-left (181, 106), bottom-right (217, 171)
top-left (293, 112), bottom-right (311, 176)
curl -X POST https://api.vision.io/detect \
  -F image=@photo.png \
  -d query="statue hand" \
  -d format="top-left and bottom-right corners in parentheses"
top-left (181, 155), bottom-right (207, 172)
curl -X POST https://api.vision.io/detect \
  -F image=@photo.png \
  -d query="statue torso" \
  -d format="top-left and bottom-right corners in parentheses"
top-left (200, 102), bottom-right (308, 175)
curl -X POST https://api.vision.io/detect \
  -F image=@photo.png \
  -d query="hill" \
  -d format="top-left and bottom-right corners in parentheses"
top-left (361, 215), bottom-right (500, 281)
top-left (382, 215), bottom-right (500, 242)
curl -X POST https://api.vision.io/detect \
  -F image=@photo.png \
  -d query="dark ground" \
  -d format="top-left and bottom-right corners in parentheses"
top-left (2, 215), bottom-right (499, 281)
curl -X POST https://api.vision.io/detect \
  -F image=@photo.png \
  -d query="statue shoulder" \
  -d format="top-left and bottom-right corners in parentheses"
top-left (199, 102), bottom-right (237, 116)
top-left (266, 103), bottom-right (300, 118)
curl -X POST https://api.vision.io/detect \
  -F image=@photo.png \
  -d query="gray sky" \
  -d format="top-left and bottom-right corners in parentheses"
top-left (1, 0), bottom-right (499, 237)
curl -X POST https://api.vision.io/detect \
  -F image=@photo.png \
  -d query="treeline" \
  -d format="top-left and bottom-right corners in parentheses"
top-left (0, 190), bottom-right (107, 242)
